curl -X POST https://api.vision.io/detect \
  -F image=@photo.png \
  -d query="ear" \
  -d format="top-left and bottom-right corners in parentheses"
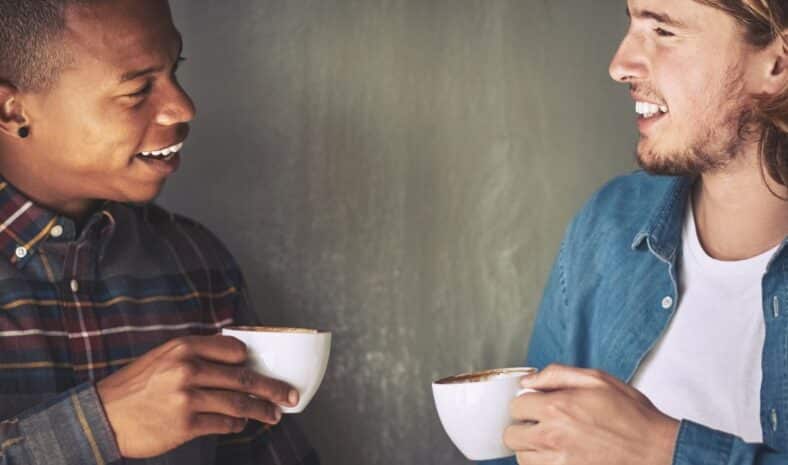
top-left (752, 33), bottom-right (788, 97)
top-left (0, 81), bottom-right (29, 139)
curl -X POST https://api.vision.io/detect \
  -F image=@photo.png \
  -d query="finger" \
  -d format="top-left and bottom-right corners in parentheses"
top-left (521, 364), bottom-right (627, 394)
top-left (503, 423), bottom-right (539, 452)
top-left (192, 388), bottom-right (282, 425)
top-left (188, 360), bottom-right (298, 407)
top-left (509, 390), bottom-right (559, 422)
top-left (190, 413), bottom-right (248, 437)
top-left (515, 450), bottom-right (556, 465)
top-left (164, 335), bottom-right (248, 365)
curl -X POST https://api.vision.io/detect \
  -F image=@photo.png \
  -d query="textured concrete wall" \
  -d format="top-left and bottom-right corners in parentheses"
top-left (161, 1), bottom-right (635, 463)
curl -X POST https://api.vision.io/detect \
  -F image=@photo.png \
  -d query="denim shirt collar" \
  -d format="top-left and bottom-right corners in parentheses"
top-left (630, 175), bottom-right (694, 263)
top-left (630, 174), bottom-right (788, 271)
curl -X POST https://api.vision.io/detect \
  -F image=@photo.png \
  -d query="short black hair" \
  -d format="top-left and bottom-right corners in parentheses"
top-left (0, 0), bottom-right (94, 91)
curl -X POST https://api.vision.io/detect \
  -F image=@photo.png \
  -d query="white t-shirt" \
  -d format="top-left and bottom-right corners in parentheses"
top-left (630, 203), bottom-right (779, 443)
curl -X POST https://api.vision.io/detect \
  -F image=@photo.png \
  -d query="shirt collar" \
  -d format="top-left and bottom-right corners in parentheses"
top-left (630, 175), bottom-right (694, 263)
top-left (630, 174), bottom-right (788, 270)
top-left (0, 179), bottom-right (116, 268)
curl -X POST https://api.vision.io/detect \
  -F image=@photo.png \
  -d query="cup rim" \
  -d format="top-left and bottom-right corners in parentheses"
top-left (223, 325), bottom-right (331, 335)
top-left (433, 367), bottom-right (536, 385)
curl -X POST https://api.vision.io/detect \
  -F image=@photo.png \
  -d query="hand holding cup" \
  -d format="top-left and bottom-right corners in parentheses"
top-left (96, 335), bottom-right (298, 459)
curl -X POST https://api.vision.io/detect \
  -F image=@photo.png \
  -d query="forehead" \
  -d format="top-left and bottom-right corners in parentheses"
top-left (61, 0), bottom-right (180, 84)
top-left (627, 0), bottom-right (735, 29)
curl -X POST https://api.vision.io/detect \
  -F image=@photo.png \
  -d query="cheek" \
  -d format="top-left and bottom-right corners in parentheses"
top-left (67, 109), bottom-right (148, 164)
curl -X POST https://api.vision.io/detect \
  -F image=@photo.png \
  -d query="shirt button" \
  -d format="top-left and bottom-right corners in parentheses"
top-left (70, 279), bottom-right (79, 293)
top-left (14, 246), bottom-right (27, 259)
top-left (774, 296), bottom-right (781, 319)
top-left (771, 408), bottom-right (779, 432)
top-left (50, 225), bottom-right (64, 238)
top-left (661, 296), bottom-right (673, 309)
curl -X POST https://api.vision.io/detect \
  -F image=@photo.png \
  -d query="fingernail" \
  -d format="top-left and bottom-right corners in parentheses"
top-left (288, 389), bottom-right (299, 406)
top-left (274, 407), bottom-right (282, 422)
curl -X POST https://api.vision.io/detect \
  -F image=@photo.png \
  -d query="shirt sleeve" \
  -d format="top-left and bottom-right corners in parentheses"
top-left (0, 382), bottom-right (121, 465)
top-left (673, 420), bottom-right (786, 465)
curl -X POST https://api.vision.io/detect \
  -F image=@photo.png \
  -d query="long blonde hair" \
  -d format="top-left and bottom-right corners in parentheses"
top-left (696, 0), bottom-right (788, 191)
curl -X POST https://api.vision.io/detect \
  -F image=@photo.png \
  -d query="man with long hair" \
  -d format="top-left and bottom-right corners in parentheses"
top-left (0, 1), bottom-right (318, 463)
top-left (496, 1), bottom-right (788, 464)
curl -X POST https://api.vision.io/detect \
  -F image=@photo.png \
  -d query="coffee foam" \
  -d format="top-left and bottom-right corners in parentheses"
top-left (435, 367), bottom-right (536, 385)
top-left (224, 325), bottom-right (324, 334)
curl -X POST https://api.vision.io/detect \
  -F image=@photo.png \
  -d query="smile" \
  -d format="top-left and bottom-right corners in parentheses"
top-left (138, 141), bottom-right (185, 159)
top-left (635, 101), bottom-right (668, 119)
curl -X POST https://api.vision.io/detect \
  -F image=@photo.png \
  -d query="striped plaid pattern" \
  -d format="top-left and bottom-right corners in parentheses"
top-left (0, 180), bottom-right (318, 465)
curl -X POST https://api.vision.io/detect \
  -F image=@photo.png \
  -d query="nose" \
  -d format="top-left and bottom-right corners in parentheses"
top-left (155, 80), bottom-right (196, 126)
top-left (608, 30), bottom-right (649, 84)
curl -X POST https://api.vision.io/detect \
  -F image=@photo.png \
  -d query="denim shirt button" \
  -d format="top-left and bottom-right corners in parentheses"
top-left (661, 296), bottom-right (673, 310)
top-left (771, 408), bottom-right (779, 432)
top-left (774, 296), bottom-right (781, 319)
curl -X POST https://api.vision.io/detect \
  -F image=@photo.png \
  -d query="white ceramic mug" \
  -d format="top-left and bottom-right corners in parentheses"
top-left (432, 367), bottom-right (537, 461)
top-left (221, 326), bottom-right (331, 413)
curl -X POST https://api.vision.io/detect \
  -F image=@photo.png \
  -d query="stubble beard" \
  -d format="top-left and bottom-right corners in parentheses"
top-left (634, 69), bottom-right (755, 177)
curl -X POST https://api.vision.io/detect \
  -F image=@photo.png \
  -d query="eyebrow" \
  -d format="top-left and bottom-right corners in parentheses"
top-left (626, 7), bottom-right (689, 29)
top-left (118, 33), bottom-right (184, 84)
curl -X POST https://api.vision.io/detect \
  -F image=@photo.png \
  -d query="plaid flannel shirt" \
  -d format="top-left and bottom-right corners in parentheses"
top-left (0, 179), bottom-right (319, 464)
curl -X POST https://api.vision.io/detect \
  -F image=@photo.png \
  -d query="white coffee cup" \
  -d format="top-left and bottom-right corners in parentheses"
top-left (432, 367), bottom-right (537, 461)
top-left (221, 326), bottom-right (331, 414)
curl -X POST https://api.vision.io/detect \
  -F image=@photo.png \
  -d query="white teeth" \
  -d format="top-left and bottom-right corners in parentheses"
top-left (139, 141), bottom-right (184, 157)
top-left (635, 101), bottom-right (668, 117)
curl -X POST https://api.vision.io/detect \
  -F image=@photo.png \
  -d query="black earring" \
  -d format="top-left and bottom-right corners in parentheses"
top-left (18, 127), bottom-right (29, 139)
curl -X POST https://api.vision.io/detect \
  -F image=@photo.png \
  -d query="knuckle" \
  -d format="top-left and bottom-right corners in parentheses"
top-left (232, 393), bottom-right (252, 416)
top-left (172, 390), bottom-right (194, 411)
top-left (237, 368), bottom-right (258, 389)
top-left (174, 360), bottom-right (200, 383)
top-left (170, 338), bottom-right (195, 359)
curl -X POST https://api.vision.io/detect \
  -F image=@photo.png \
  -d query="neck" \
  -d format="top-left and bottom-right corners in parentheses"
top-left (0, 149), bottom-right (99, 224)
top-left (692, 147), bottom-right (788, 261)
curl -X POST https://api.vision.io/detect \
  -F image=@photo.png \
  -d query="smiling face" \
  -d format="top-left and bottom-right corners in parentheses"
top-left (0, 0), bottom-right (194, 217)
top-left (609, 0), bottom-right (763, 176)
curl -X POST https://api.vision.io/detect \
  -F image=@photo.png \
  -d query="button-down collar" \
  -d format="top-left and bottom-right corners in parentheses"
top-left (629, 174), bottom-right (787, 270)
top-left (0, 179), bottom-right (116, 268)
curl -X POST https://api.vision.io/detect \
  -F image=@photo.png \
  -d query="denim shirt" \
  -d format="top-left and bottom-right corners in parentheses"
top-left (484, 170), bottom-right (788, 465)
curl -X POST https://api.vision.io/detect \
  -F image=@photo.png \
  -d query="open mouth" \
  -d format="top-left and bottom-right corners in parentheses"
top-left (635, 101), bottom-right (668, 121)
top-left (135, 141), bottom-right (184, 162)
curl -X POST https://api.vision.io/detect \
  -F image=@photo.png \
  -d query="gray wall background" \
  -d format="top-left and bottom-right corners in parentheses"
top-left (161, 1), bottom-right (635, 463)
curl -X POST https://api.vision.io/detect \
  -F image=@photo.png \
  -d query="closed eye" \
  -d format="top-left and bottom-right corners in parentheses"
top-left (128, 81), bottom-right (153, 98)
top-left (654, 27), bottom-right (675, 37)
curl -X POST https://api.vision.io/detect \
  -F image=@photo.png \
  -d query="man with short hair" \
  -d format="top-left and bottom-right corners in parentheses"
top-left (0, 1), bottom-right (318, 463)
top-left (493, 0), bottom-right (788, 464)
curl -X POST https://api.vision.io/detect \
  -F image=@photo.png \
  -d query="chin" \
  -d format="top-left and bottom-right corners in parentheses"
top-left (119, 182), bottom-right (166, 205)
top-left (635, 147), bottom-right (700, 177)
